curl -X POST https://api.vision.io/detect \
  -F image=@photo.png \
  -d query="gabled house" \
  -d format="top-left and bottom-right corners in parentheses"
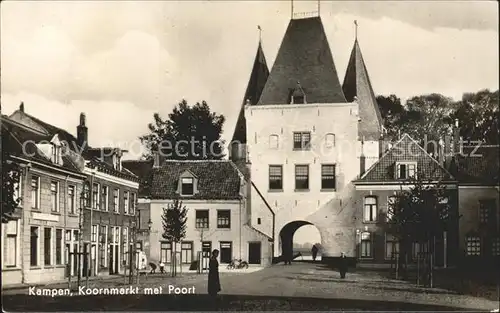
top-left (123, 157), bottom-right (273, 270)
top-left (2, 104), bottom-right (87, 285)
top-left (449, 144), bottom-right (499, 263)
top-left (352, 133), bottom-right (459, 267)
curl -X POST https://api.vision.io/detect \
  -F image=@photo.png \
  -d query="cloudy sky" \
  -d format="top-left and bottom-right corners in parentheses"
top-left (1, 1), bottom-right (498, 161)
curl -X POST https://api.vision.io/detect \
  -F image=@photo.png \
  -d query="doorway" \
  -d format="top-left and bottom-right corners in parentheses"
top-left (201, 242), bottom-right (211, 270)
top-left (248, 242), bottom-right (261, 264)
top-left (109, 245), bottom-right (119, 274)
top-left (219, 242), bottom-right (232, 264)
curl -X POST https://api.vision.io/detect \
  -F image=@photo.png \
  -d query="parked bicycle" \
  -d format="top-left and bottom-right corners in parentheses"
top-left (227, 258), bottom-right (249, 269)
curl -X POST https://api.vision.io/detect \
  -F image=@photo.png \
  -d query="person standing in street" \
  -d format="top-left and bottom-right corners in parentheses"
top-left (208, 249), bottom-right (221, 308)
top-left (339, 252), bottom-right (348, 279)
top-left (311, 245), bottom-right (318, 262)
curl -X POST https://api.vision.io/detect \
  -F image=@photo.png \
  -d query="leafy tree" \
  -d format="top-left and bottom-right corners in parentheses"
top-left (377, 94), bottom-right (456, 146)
top-left (376, 94), bottom-right (405, 139)
top-left (386, 172), bottom-right (458, 285)
top-left (140, 100), bottom-right (226, 160)
top-left (450, 89), bottom-right (499, 144)
top-left (161, 199), bottom-right (188, 276)
top-left (403, 94), bottom-right (456, 144)
top-left (1, 125), bottom-right (21, 223)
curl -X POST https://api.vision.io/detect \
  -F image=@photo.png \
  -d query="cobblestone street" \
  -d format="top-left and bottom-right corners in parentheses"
top-left (3, 262), bottom-right (498, 311)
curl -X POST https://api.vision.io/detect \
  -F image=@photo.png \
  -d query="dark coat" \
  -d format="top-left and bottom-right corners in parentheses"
top-left (208, 257), bottom-right (221, 295)
top-left (339, 256), bottom-right (348, 273)
top-left (311, 246), bottom-right (318, 258)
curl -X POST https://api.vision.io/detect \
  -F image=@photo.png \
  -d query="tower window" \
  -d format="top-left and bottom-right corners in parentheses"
top-left (321, 164), bottom-right (336, 190)
top-left (293, 132), bottom-right (311, 150)
top-left (295, 165), bottom-right (309, 190)
top-left (269, 165), bottom-right (283, 190)
top-left (269, 135), bottom-right (279, 149)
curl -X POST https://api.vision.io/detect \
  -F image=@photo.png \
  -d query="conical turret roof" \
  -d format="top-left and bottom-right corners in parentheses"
top-left (232, 41), bottom-right (270, 143)
top-left (342, 39), bottom-right (383, 140)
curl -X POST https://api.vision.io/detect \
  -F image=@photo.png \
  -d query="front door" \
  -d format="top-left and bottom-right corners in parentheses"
top-left (201, 241), bottom-right (211, 270)
top-left (73, 243), bottom-right (78, 276)
top-left (248, 242), bottom-right (261, 264)
top-left (220, 242), bottom-right (232, 264)
top-left (109, 245), bottom-right (115, 274)
top-left (83, 243), bottom-right (89, 277)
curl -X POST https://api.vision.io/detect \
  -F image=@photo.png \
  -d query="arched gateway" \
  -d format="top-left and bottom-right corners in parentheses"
top-left (279, 220), bottom-right (321, 259)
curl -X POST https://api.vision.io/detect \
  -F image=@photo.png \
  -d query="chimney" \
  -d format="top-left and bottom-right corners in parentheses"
top-left (438, 137), bottom-right (445, 166)
top-left (378, 134), bottom-right (385, 157)
top-left (453, 119), bottom-right (460, 155)
top-left (153, 150), bottom-right (161, 168)
top-left (360, 137), bottom-right (366, 175)
top-left (20, 102), bottom-right (25, 112)
top-left (77, 113), bottom-right (88, 151)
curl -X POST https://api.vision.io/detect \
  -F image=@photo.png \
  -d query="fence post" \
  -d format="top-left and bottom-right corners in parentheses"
top-left (416, 253), bottom-right (419, 286)
top-left (430, 252), bottom-right (434, 288)
top-left (395, 252), bottom-right (399, 280)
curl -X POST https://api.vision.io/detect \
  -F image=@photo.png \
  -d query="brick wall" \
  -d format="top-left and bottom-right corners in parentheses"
top-left (458, 186), bottom-right (499, 258)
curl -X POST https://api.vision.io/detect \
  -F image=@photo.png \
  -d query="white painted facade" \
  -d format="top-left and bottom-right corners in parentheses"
top-left (148, 199), bottom-right (272, 267)
top-left (245, 102), bottom-right (380, 257)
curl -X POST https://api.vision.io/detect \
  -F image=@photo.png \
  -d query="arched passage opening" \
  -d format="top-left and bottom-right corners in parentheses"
top-left (278, 220), bottom-right (322, 261)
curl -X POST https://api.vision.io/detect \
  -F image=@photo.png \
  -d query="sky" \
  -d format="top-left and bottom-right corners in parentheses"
top-left (1, 1), bottom-right (498, 161)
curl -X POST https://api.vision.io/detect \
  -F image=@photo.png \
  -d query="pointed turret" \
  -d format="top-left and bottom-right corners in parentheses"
top-left (232, 40), bottom-right (269, 143)
top-left (342, 38), bottom-right (383, 140)
top-left (258, 17), bottom-right (346, 105)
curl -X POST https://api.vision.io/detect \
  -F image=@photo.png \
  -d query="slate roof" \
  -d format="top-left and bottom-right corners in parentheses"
top-left (149, 160), bottom-right (243, 200)
top-left (356, 133), bottom-right (455, 183)
top-left (1, 116), bottom-right (83, 176)
top-left (232, 41), bottom-right (270, 143)
top-left (258, 17), bottom-right (346, 105)
top-left (122, 159), bottom-right (155, 198)
top-left (342, 39), bottom-right (383, 140)
top-left (449, 145), bottom-right (499, 185)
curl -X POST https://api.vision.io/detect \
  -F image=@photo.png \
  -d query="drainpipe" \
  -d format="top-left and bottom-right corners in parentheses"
top-left (239, 197), bottom-right (243, 260)
top-left (20, 162), bottom-right (32, 284)
top-left (63, 175), bottom-right (69, 280)
top-left (88, 170), bottom-right (95, 280)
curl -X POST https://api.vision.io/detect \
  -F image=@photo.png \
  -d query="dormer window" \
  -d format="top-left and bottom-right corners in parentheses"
top-left (112, 154), bottom-right (121, 171)
top-left (395, 162), bottom-right (417, 180)
top-left (181, 178), bottom-right (194, 196)
top-left (289, 81), bottom-right (307, 104)
top-left (177, 170), bottom-right (198, 196)
top-left (49, 134), bottom-right (63, 165)
top-left (52, 145), bottom-right (62, 165)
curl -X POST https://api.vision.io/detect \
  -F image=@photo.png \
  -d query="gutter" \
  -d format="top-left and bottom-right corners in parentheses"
top-left (11, 156), bottom-right (86, 179)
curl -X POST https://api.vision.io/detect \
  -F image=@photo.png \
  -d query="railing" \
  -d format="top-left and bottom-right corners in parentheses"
top-left (292, 11), bottom-right (319, 19)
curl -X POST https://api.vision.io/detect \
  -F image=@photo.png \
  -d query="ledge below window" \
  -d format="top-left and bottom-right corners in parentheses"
top-left (320, 189), bottom-right (336, 192)
top-left (268, 189), bottom-right (283, 193)
top-left (2, 266), bottom-right (21, 272)
top-left (294, 189), bottom-right (310, 192)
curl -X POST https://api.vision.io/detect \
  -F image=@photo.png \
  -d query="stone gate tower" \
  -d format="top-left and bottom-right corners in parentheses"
top-left (230, 14), bottom-right (383, 261)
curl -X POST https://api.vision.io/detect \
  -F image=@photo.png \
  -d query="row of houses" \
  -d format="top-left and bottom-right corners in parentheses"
top-left (1, 104), bottom-right (141, 285)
